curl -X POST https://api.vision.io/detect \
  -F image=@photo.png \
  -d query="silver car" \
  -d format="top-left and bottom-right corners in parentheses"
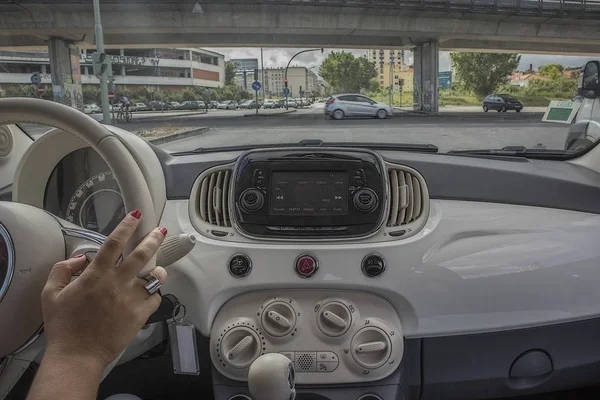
top-left (325, 94), bottom-right (393, 120)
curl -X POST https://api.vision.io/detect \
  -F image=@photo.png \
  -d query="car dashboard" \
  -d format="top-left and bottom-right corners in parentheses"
top-left (9, 125), bottom-right (600, 400)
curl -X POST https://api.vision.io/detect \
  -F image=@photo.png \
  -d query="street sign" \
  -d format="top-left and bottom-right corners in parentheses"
top-left (108, 90), bottom-right (115, 101)
top-left (439, 71), bottom-right (452, 89)
top-left (283, 88), bottom-right (290, 95)
top-left (37, 85), bottom-right (45, 97)
top-left (252, 81), bottom-right (261, 91)
top-left (542, 100), bottom-right (580, 124)
top-left (30, 72), bottom-right (41, 85)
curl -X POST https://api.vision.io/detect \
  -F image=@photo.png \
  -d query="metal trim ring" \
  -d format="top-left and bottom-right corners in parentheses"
top-left (0, 222), bottom-right (15, 303)
top-left (142, 274), bottom-right (161, 295)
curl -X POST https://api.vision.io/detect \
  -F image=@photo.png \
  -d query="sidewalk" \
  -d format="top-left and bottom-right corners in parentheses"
top-left (392, 105), bottom-right (545, 119)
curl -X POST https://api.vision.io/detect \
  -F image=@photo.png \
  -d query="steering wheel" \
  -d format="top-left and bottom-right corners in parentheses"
top-left (0, 98), bottom-right (157, 359)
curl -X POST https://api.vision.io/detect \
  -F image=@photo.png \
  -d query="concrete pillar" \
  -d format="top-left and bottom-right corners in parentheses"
top-left (120, 49), bottom-right (126, 76)
top-left (413, 42), bottom-right (439, 113)
top-left (48, 37), bottom-right (83, 109)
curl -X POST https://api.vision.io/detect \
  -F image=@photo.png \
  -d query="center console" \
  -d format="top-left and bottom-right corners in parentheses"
top-left (232, 149), bottom-right (387, 239)
top-left (209, 290), bottom-right (404, 387)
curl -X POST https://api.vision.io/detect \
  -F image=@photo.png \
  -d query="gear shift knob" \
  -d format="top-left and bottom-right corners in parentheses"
top-left (248, 353), bottom-right (296, 400)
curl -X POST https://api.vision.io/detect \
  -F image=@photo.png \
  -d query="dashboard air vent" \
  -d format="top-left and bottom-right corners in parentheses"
top-left (386, 167), bottom-right (427, 227)
top-left (198, 167), bottom-right (233, 227)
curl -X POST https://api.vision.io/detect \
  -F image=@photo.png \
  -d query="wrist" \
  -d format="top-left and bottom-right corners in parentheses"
top-left (43, 347), bottom-right (107, 378)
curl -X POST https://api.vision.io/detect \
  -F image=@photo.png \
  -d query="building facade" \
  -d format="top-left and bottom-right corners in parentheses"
top-left (262, 66), bottom-right (319, 98)
top-left (366, 49), bottom-right (411, 91)
top-left (0, 47), bottom-right (225, 90)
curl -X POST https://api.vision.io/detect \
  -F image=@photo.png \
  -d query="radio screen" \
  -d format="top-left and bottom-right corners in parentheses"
top-left (270, 171), bottom-right (348, 216)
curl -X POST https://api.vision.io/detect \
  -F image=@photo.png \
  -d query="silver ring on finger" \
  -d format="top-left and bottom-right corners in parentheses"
top-left (142, 274), bottom-right (161, 295)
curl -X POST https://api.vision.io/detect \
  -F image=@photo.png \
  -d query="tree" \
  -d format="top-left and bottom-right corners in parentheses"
top-left (82, 86), bottom-right (100, 104)
top-left (225, 61), bottom-right (236, 86)
top-left (450, 52), bottom-right (521, 97)
top-left (319, 51), bottom-right (377, 93)
top-left (539, 63), bottom-right (564, 80)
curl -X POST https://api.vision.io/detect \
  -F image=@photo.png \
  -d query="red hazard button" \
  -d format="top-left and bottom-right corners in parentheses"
top-left (295, 254), bottom-right (318, 278)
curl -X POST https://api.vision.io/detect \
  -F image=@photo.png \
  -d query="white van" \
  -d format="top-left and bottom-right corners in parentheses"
top-left (565, 61), bottom-right (600, 151)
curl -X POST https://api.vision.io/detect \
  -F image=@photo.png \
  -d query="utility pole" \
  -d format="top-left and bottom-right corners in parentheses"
top-left (93, 0), bottom-right (111, 124)
top-left (260, 48), bottom-right (266, 103)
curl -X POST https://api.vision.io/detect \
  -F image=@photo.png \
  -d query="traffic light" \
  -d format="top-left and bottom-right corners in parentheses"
top-left (92, 52), bottom-right (110, 77)
top-left (399, 78), bottom-right (405, 88)
top-left (284, 79), bottom-right (288, 89)
top-left (254, 68), bottom-right (258, 81)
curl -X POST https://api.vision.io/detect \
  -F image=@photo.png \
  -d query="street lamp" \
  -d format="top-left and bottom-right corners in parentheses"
top-left (284, 48), bottom-right (323, 109)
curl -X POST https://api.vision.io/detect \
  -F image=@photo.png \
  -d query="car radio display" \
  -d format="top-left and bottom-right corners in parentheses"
top-left (269, 171), bottom-right (348, 216)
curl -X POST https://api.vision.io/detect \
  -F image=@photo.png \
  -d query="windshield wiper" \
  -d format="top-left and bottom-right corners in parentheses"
top-left (448, 146), bottom-right (570, 160)
top-left (171, 141), bottom-right (438, 155)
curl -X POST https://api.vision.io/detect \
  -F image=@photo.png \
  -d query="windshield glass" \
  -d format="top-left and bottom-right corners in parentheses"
top-left (7, 2), bottom-right (598, 157)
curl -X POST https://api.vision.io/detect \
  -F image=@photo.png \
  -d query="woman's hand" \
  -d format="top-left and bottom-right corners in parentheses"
top-left (40, 210), bottom-right (168, 369)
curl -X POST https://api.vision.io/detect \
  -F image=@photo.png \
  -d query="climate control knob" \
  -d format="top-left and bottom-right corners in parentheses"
top-left (220, 326), bottom-right (262, 368)
top-left (240, 189), bottom-right (264, 213)
top-left (350, 326), bottom-right (392, 369)
top-left (353, 189), bottom-right (378, 212)
top-left (261, 301), bottom-right (297, 337)
top-left (316, 301), bottom-right (352, 337)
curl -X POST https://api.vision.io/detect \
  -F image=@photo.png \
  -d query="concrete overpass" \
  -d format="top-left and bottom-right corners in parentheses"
top-left (1, 0), bottom-right (599, 112)
top-left (1, 0), bottom-right (599, 54)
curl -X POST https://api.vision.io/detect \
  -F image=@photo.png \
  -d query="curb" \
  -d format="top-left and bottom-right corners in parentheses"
top-left (131, 111), bottom-right (208, 123)
top-left (147, 127), bottom-right (210, 145)
top-left (243, 109), bottom-right (298, 117)
top-left (392, 110), bottom-right (544, 120)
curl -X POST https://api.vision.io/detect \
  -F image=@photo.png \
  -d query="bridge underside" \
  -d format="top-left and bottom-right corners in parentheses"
top-left (0, 2), bottom-right (599, 54)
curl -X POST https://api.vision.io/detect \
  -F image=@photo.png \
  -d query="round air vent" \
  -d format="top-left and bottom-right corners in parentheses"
top-left (0, 126), bottom-right (13, 159)
top-left (0, 223), bottom-right (14, 303)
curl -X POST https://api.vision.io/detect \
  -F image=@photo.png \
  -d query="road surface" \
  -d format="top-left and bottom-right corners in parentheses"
top-left (151, 104), bottom-right (570, 153)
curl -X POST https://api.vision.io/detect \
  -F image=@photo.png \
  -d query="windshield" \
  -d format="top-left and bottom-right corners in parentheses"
top-left (7, 2), bottom-right (597, 158)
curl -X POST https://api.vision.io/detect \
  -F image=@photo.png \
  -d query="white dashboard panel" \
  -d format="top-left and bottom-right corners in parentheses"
top-left (159, 198), bottom-right (600, 339)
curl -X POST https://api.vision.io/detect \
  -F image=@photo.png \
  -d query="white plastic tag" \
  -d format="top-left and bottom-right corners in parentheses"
top-left (168, 304), bottom-right (200, 375)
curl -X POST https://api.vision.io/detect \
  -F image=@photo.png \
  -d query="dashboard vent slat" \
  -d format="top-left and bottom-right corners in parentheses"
top-left (387, 166), bottom-right (427, 228)
top-left (388, 170), bottom-right (399, 226)
top-left (398, 171), bottom-right (406, 224)
top-left (197, 166), bottom-right (233, 228)
top-left (404, 174), bottom-right (414, 223)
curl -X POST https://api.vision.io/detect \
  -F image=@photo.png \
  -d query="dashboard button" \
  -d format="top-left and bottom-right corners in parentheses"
top-left (253, 169), bottom-right (265, 177)
top-left (354, 178), bottom-right (366, 186)
top-left (252, 177), bottom-right (265, 186)
top-left (317, 351), bottom-right (338, 362)
top-left (317, 361), bottom-right (338, 372)
top-left (354, 169), bottom-right (365, 177)
top-left (279, 351), bottom-right (295, 362)
top-left (295, 254), bottom-right (318, 278)
top-left (228, 254), bottom-right (252, 278)
top-left (362, 254), bottom-right (386, 278)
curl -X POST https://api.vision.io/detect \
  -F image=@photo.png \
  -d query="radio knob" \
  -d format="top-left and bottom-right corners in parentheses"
top-left (240, 189), bottom-right (264, 213)
top-left (353, 189), bottom-right (378, 212)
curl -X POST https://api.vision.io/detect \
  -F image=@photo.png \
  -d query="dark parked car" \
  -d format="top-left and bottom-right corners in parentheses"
top-left (180, 100), bottom-right (205, 110)
top-left (148, 101), bottom-right (171, 111)
top-left (483, 94), bottom-right (523, 112)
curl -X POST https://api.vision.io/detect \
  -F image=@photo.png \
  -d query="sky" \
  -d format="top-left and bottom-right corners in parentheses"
top-left (206, 47), bottom-right (590, 75)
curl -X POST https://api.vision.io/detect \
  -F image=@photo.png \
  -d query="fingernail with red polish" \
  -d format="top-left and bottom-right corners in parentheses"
top-left (159, 227), bottom-right (168, 236)
top-left (131, 209), bottom-right (142, 219)
top-left (72, 254), bottom-right (85, 258)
